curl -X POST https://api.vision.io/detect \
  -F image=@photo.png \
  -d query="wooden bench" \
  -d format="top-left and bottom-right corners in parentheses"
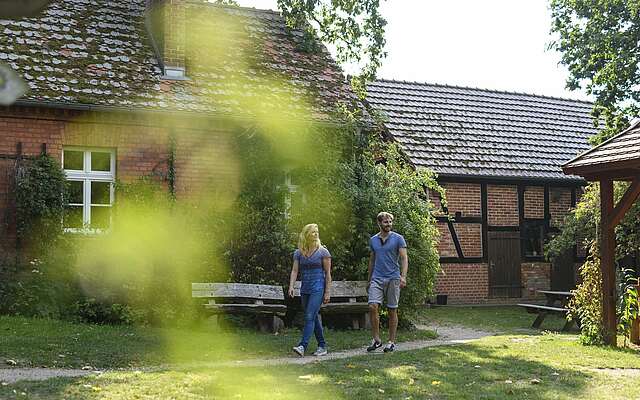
top-left (293, 280), bottom-right (370, 329)
top-left (517, 303), bottom-right (576, 331)
top-left (192, 283), bottom-right (286, 333)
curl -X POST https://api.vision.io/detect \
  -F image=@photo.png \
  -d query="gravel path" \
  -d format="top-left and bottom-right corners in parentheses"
top-left (165, 323), bottom-right (493, 369)
top-left (0, 323), bottom-right (493, 383)
top-left (0, 368), bottom-right (97, 384)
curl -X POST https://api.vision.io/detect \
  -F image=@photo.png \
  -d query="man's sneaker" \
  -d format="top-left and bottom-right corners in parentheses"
top-left (366, 339), bottom-right (382, 352)
top-left (383, 342), bottom-right (396, 353)
top-left (292, 345), bottom-right (305, 357)
top-left (312, 347), bottom-right (328, 356)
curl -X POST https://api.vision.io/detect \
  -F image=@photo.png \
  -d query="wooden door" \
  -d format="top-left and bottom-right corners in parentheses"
top-left (551, 248), bottom-right (575, 291)
top-left (488, 231), bottom-right (522, 298)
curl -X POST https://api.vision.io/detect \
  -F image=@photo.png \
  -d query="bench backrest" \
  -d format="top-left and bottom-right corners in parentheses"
top-left (192, 283), bottom-right (285, 301)
top-left (292, 280), bottom-right (367, 298)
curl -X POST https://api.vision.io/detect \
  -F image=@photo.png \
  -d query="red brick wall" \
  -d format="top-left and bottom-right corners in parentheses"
top-left (435, 263), bottom-right (489, 304)
top-left (487, 184), bottom-right (519, 226)
top-left (454, 223), bottom-right (482, 258)
top-left (436, 221), bottom-right (456, 257)
top-left (438, 183), bottom-right (481, 217)
top-left (433, 181), bottom-right (584, 304)
top-left (521, 262), bottom-right (551, 299)
top-left (524, 186), bottom-right (544, 219)
top-left (550, 187), bottom-right (572, 228)
top-left (0, 107), bottom-right (237, 253)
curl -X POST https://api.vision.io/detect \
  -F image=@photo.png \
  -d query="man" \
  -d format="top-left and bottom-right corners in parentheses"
top-left (366, 211), bottom-right (408, 353)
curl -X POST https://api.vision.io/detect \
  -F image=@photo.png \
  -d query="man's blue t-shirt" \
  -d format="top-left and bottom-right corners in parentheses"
top-left (294, 246), bottom-right (331, 294)
top-left (369, 232), bottom-right (407, 281)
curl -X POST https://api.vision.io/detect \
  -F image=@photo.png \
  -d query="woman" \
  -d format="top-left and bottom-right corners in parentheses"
top-left (289, 223), bottom-right (332, 356)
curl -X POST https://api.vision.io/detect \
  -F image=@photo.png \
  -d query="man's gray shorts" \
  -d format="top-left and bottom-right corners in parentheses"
top-left (368, 278), bottom-right (401, 309)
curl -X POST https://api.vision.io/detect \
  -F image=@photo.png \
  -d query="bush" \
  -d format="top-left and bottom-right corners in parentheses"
top-left (567, 241), bottom-right (604, 345)
top-left (223, 118), bottom-right (443, 324)
top-left (548, 182), bottom-right (640, 343)
top-left (15, 154), bottom-right (68, 254)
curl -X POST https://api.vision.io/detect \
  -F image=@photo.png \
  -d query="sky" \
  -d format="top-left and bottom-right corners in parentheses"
top-left (234, 0), bottom-right (591, 101)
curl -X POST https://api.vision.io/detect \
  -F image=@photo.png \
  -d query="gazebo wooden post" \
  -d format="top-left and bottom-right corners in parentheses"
top-left (600, 178), bottom-right (617, 345)
top-left (563, 121), bottom-right (640, 347)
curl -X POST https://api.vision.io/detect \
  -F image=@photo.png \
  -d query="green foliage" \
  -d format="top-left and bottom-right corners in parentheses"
top-left (548, 181), bottom-right (640, 344)
top-left (227, 114), bottom-right (443, 323)
top-left (276, 0), bottom-right (387, 95)
top-left (223, 130), bottom-right (294, 285)
top-left (617, 267), bottom-right (639, 343)
top-left (15, 154), bottom-right (68, 253)
top-left (567, 241), bottom-right (605, 345)
top-left (549, 0), bottom-right (640, 143)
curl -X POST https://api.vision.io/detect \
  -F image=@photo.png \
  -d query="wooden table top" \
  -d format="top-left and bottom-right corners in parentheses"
top-left (538, 290), bottom-right (573, 296)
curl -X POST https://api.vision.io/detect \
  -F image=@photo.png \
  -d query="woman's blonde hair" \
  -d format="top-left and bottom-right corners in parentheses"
top-left (298, 223), bottom-right (321, 255)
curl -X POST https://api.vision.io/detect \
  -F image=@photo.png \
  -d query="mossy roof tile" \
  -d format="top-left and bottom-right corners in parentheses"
top-left (366, 79), bottom-right (598, 181)
top-left (0, 0), bottom-right (353, 122)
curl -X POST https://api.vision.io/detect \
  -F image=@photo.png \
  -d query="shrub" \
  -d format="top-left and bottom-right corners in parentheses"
top-left (567, 241), bottom-right (604, 345)
top-left (548, 182), bottom-right (640, 343)
top-left (15, 154), bottom-right (68, 254)
top-left (224, 119), bottom-right (443, 324)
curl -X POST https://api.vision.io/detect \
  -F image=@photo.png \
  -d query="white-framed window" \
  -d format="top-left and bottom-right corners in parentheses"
top-left (283, 170), bottom-right (297, 220)
top-left (62, 147), bottom-right (115, 232)
top-left (283, 170), bottom-right (306, 220)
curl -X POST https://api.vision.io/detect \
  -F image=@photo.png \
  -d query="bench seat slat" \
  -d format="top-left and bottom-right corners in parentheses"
top-left (192, 283), bottom-right (284, 300)
top-left (292, 281), bottom-right (368, 298)
top-left (204, 303), bottom-right (287, 316)
top-left (320, 302), bottom-right (369, 314)
top-left (517, 304), bottom-right (568, 313)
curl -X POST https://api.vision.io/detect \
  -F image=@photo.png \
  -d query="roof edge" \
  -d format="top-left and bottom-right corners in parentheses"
top-left (370, 78), bottom-right (595, 105)
top-left (431, 171), bottom-right (586, 185)
top-left (563, 119), bottom-right (640, 171)
top-left (11, 99), bottom-right (359, 128)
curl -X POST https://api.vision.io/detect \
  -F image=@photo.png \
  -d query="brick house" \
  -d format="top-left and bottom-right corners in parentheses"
top-left (0, 0), bottom-right (351, 256)
top-left (365, 80), bottom-right (598, 304)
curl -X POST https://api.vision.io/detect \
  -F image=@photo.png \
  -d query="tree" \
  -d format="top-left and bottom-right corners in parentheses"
top-left (549, 1), bottom-right (640, 344)
top-left (276, 0), bottom-right (387, 95)
top-left (549, 0), bottom-right (640, 144)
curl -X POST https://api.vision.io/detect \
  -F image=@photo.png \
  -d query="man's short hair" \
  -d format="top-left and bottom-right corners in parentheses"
top-left (377, 211), bottom-right (394, 223)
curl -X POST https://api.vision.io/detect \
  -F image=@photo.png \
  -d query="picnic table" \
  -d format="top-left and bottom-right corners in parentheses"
top-left (517, 290), bottom-right (577, 331)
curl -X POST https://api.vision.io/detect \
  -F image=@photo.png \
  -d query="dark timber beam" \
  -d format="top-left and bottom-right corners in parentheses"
top-left (600, 178), bottom-right (617, 346)
top-left (607, 178), bottom-right (640, 229)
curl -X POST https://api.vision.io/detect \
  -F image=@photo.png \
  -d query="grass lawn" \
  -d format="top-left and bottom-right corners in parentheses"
top-left (0, 315), bottom-right (435, 369)
top-left (2, 307), bottom-right (639, 399)
top-left (417, 305), bottom-right (572, 333)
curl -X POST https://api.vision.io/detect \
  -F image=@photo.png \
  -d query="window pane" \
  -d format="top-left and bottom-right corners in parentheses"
top-left (91, 182), bottom-right (111, 205)
top-left (63, 150), bottom-right (83, 170)
top-left (64, 206), bottom-right (83, 228)
top-left (68, 180), bottom-right (83, 204)
top-left (91, 152), bottom-right (111, 172)
top-left (90, 206), bottom-right (111, 229)
top-left (523, 224), bottom-right (544, 257)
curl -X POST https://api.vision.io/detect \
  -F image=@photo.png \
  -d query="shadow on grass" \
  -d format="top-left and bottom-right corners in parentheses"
top-left (419, 305), bottom-right (577, 334)
top-left (302, 342), bottom-right (596, 399)
top-left (0, 316), bottom-right (434, 369)
top-left (3, 337), bottom-right (639, 399)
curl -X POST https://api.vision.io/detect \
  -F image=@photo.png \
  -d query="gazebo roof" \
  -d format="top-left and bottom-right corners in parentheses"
top-left (563, 120), bottom-right (640, 180)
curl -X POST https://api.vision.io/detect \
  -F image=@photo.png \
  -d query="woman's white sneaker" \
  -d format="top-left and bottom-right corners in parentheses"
top-left (292, 345), bottom-right (305, 356)
top-left (313, 347), bottom-right (328, 356)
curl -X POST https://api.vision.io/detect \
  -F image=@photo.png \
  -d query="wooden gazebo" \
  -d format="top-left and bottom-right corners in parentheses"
top-left (563, 120), bottom-right (640, 346)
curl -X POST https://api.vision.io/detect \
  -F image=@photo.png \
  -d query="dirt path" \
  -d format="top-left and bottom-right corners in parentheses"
top-left (173, 323), bottom-right (492, 369)
top-left (0, 323), bottom-right (493, 383)
top-left (0, 368), bottom-right (97, 384)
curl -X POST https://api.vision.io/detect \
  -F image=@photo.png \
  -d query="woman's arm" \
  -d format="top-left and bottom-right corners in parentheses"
top-left (288, 259), bottom-right (299, 298)
top-left (322, 256), bottom-right (332, 304)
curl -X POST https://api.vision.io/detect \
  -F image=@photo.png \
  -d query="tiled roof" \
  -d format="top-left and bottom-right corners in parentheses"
top-left (366, 79), bottom-right (598, 181)
top-left (0, 0), bottom-right (352, 121)
top-left (563, 120), bottom-right (640, 175)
